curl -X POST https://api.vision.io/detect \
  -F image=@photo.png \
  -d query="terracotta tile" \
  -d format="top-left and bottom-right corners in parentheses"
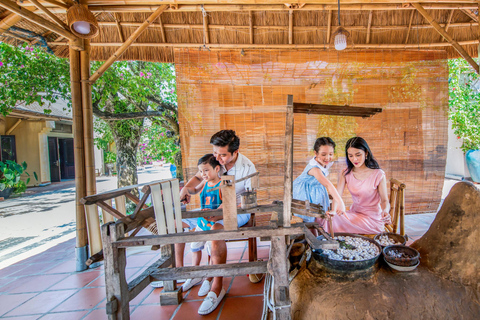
top-left (87, 274), bottom-right (106, 287)
top-left (0, 277), bottom-right (14, 289)
top-left (173, 300), bottom-right (223, 320)
top-left (52, 288), bottom-right (105, 312)
top-left (0, 315), bottom-right (40, 320)
top-left (0, 293), bottom-right (36, 316)
top-left (39, 310), bottom-right (88, 320)
top-left (82, 308), bottom-right (108, 320)
top-left (44, 260), bottom-right (77, 274)
top-left (48, 270), bottom-right (102, 290)
top-left (226, 248), bottom-right (245, 262)
top-left (218, 296), bottom-right (264, 320)
top-left (130, 286), bottom-right (153, 305)
top-left (227, 276), bottom-right (264, 296)
top-left (2, 274), bottom-right (68, 294)
top-left (4, 290), bottom-right (77, 316)
top-left (184, 277), bottom-right (232, 301)
top-left (9, 263), bottom-right (55, 277)
top-left (126, 254), bottom-right (157, 268)
top-left (131, 304), bottom-right (177, 320)
top-left (0, 264), bottom-right (28, 278)
top-left (140, 288), bottom-right (163, 304)
top-left (257, 247), bottom-right (270, 260)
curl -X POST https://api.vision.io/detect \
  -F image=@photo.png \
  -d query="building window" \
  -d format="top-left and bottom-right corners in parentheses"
top-left (0, 135), bottom-right (17, 162)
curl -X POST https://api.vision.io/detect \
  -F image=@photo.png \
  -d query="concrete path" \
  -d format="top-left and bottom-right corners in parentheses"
top-left (0, 166), bottom-right (172, 269)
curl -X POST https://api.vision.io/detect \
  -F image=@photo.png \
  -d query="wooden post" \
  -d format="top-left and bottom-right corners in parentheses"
top-left (81, 40), bottom-right (102, 256)
top-left (70, 43), bottom-right (88, 271)
top-left (268, 236), bottom-right (291, 320)
top-left (399, 186), bottom-right (406, 236)
top-left (282, 95), bottom-right (294, 228)
top-left (288, 10), bottom-right (293, 45)
top-left (159, 243), bottom-right (182, 305)
top-left (103, 222), bottom-right (129, 319)
top-left (221, 175), bottom-right (238, 231)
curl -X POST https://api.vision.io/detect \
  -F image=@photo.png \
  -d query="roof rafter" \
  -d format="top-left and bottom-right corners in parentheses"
top-left (29, 0), bottom-right (68, 29)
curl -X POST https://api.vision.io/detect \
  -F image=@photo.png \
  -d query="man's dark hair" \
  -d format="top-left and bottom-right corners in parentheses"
top-left (209, 130), bottom-right (240, 154)
top-left (197, 154), bottom-right (221, 168)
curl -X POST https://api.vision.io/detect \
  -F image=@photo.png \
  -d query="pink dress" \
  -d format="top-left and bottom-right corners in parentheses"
top-left (325, 169), bottom-right (385, 234)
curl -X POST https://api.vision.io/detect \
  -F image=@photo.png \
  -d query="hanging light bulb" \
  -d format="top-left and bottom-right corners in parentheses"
top-left (67, 3), bottom-right (99, 39)
top-left (334, 0), bottom-right (347, 51)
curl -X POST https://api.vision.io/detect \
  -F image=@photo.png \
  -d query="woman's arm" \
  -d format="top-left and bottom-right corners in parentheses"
top-left (378, 175), bottom-right (391, 224)
top-left (309, 168), bottom-right (346, 215)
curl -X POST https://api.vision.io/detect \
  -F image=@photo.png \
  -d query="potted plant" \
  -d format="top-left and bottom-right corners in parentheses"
top-left (448, 59), bottom-right (480, 182)
top-left (0, 160), bottom-right (33, 198)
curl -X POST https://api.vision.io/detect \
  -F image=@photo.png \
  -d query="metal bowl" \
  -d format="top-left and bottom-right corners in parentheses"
top-left (374, 232), bottom-right (407, 248)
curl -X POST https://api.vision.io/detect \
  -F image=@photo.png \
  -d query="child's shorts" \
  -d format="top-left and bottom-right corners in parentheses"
top-left (190, 226), bottom-right (205, 252)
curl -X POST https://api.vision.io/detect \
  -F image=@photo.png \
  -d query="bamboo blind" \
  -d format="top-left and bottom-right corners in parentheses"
top-left (175, 49), bottom-right (448, 214)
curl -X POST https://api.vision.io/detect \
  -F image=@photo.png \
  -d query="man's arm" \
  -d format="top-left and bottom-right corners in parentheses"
top-left (179, 171), bottom-right (203, 203)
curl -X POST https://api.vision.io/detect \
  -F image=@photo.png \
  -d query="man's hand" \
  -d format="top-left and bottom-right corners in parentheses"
top-left (179, 189), bottom-right (191, 204)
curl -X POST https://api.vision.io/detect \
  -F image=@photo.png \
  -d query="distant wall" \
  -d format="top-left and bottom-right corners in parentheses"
top-left (175, 49), bottom-right (448, 214)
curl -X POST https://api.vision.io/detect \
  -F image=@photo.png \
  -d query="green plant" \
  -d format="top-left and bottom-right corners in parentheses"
top-left (448, 59), bottom-right (480, 152)
top-left (0, 160), bottom-right (31, 194)
top-left (104, 151), bottom-right (116, 164)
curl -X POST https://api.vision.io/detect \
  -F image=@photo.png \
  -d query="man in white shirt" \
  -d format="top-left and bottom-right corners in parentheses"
top-left (178, 130), bottom-right (256, 315)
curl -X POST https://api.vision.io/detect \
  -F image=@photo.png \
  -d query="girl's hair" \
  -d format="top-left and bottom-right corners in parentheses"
top-left (198, 153), bottom-right (221, 169)
top-left (313, 137), bottom-right (336, 153)
top-left (344, 137), bottom-right (380, 175)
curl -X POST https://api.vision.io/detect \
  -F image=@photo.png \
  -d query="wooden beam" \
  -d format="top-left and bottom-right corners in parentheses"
top-left (158, 15), bottom-right (166, 42)
top-left (366, 10), bottom-right (373, 44)
top-left (249, 10), bottom-right (253, 44)
top-left (443, 9), bottom-right (455, 42)
top-left (202, 7), bottom-right (209, 44)
top-left (0, 12), bottom-right (24, 35)
top-left (113, 13), bottom-right (125, 42)
top-left (326, 9), bottom-right (332, 44)
top-left (0, 0), bottom-right (76, 40)
top-left (50, 39), bottom-right (480, 49)
top-left (283, 95), bottom-right (294, 228)
top-left (405, 10), bottom-right (414, 44)
top-left (293, 103), bottom-right (383, 117)
top-left (412, 3), bottom-right (479, 74)
top-left (42, 0), bottom-right (70, 10)
top-left (461, 8), bottom-right (478, 22)
top-left (29, 0), bottom-right (68, 29)
top-left (89, 5), bottom-right (167, 84)
top-left (6, 119), bottom-right (22, 135)
top-left (288, 9), bottom-right (293, 45)
top-left (3, 31), bottom-right (31, 43)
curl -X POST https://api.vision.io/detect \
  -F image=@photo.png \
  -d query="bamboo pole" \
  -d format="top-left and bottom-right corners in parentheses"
top-left (404, 10), bottom-right (414, 44)
top-left (48, 39), bottom-right (480, 49)
top-left (42, 0), bottom-right (70, 10)
top-left (89, 4), bottom-right (167, 84)
top-left (0, 0), bottom-right (76, 40)
top-left (288, 10), bottom-right (293, 45)
top-left (326, 10), bottom-right (332, 43)
top-left (443, 9), bottom-right (455, 42)
top-left (366, 10), bottom-right (373, 44)
top-left (81, 40), bottom-right (102, 256)
top-left (203, 8), bottom-right (209, 44)
top-left (283, 95), bottom-right (294, 228)
top-left (461, 8), bottom-right (478, 22)
top-left (70, 43), bottom-right (88, 269)
top-left (249, 10), bottom-right (254, 44)
top-left (29, 0), bottom-right (69, 29)
top-left (159, 15), bottom-right (166, 42)
top-left (113, 13), bottom-right (125, 42)
top-left (412, 3), bottom-right (479, 74)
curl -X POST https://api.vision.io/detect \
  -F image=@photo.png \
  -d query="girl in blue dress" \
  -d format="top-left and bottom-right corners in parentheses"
top-left (293, 137), bottom-right (346, 222)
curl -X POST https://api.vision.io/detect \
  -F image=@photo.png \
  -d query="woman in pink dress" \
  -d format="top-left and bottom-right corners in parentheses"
top-left (326, 137), bottom-right (391, 234)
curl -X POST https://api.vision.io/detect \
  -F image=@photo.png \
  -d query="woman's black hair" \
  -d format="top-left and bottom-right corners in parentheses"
top-left (198, 153), bottom-right (221, 169)
top-left (344, 137), bottom-right (380, 175)
top-left (210, 130), bottom-right (240, 154)
top-left (313, 137), bottom-right (336, 153)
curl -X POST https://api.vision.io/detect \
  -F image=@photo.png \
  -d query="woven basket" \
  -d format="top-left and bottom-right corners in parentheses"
top-left (146, 222), bottom-right (159, 235)
top-left (374, 232), bottom-right (407, 248)
top-left (67, 4), bottom-right (99, 39)
top-left (383, 245), bottom-right (420, 267)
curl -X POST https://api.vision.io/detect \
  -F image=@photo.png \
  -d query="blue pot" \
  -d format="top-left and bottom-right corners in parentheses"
top-left (0, 187), bottom-right (13, 199)
top-left (465, 150), bottom-right (480, 183)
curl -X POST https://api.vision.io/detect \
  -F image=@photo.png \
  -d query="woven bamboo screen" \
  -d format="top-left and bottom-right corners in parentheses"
top-left (175, 49), bottom-right (448, 214)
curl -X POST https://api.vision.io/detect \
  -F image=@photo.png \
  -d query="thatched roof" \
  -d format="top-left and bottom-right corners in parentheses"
top-left (1, 1), bottom-right (480, 63)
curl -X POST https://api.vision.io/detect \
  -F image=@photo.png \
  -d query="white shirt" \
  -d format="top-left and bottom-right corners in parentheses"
top-left (221, 152), bottom-right (257, 195)
top-left (308, 157), bottom-right (333, 177)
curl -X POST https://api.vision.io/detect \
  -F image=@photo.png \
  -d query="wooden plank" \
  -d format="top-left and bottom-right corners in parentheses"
top-left (150, 261), bottom-right (268, 281)
top-left (114, 225), bottom-right (306, 248)
top-left (304, 227), bottom-right (339, 250)
top-left (293, 103), bottom-right (383, 117)
top-left (221, 175), bottom-right (238, 231)
top-left (269, 236), bottom-right (290, 319)
top-left (97, 200), bottom-right (126, 219)
top-left (182, 202), bottom-right (281, 219)
top-left (89, 4), bottom-right (168, 83)
top-left (130, 189), bottom-right (150, 219)
top-left (0, 0), bottom-right (76, 40)
top-left (85, 204), bottom-right (103, 255)
top-left (170, 179), bottom-right (184, 233)
top-left (288, 10), bottom-right (293, 45)
top-left (115, 195), bottom-right (127, 216)
top-left (151, 183), bottom-right (167, 235)
top-left (283, 95), bottom-right (294, 228)
top-left (366, 10), bottom-right (373, 44)
top-left (160, 181), bottom-right (176, 234)
top-left (412, 3), bottom-right (479, 74)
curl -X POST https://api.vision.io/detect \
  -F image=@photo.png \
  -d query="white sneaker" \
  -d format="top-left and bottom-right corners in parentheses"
top-left (150, 279), bottom-right (186, 288)
top-left (182, 278), bottom-right (203, 292)
top-left (198, 288), bottom-right (226, 315)
top-left (197, 279), bottom-right (211, 297)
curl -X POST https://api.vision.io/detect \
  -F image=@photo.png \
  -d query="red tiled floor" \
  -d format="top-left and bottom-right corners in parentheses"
top-left (183, 277), bottom-right (233, 301)
top-left (52, 287), bottom-right (105, 312)
top-left (9, 262), bottom-right (56, 277)
top-left (44, 260), bottom-right (78, 274)
top-left (4, 290), bottom-right (77, 316)
top-left (40, 310), bottom-right (89, 320)
top-left (0, 293), bottom-right (36, 316)
top-left (0, 264), bottom-right (28, 278)
top-left (227, 276), bottom-right (265, 296)
top-left (82, 308), bottom-right (108, 320)
top-left (172, 300), bottom-right (223, 320)
top-left (48, 270), bottom-right (102, 290)
top-left (0, 315), bottom-right (39, 320)
top-left (218, 296), bottom-right (264, 320)
top-left (130, 286), bottom-right (154, 305)
top-left (131, 304), bottom-right (177, 320)
top-left (1, 274), bottom-right (68, 294)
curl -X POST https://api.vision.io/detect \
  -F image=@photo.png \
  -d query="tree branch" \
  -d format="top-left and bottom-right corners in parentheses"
top-left (145, 95), bottom-right (177, 113)
top-left (92, 109), bottom-right (171, 120)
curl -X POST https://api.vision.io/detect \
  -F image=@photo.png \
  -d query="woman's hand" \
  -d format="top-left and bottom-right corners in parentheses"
top-left (381, 210), bottom-right (392, 224)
